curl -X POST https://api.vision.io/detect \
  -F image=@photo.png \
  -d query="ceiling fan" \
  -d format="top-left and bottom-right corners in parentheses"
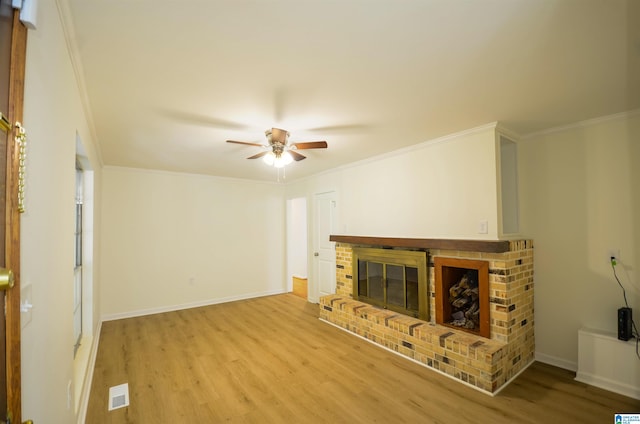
top-left (226, 128), bottom-right (328, 168)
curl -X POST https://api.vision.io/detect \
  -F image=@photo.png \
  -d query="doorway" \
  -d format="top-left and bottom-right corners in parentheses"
top-left (286, 197), bottom-right (307, 298)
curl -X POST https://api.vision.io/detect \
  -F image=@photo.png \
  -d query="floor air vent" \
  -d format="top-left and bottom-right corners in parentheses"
top-left (108, 383), bottom-right (130, 411)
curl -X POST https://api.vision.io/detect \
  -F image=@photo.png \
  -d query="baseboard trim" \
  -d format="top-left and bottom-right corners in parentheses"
top-left (535, 351), bottom-right (577, 372)
top-left (101, 289), bottom-right (288, 322)
top-left (575, 371), bottom-right (640, 400)
top-left (492, 358), bottom-right (535, 396)
top-left (320, 318), bottom-right (534, 396)
top-left (77, 321), bottom-right (102, 424)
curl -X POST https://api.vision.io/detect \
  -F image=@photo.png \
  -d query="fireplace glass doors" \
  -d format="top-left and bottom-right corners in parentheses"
top-left (352, 247), bottom-right (428, 320)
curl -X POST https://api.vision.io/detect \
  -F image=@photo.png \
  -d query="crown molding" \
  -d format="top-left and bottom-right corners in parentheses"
top-left (522, 109), bottom-right (640, 140)
top-left (55, 0), bottom-right (105, 168)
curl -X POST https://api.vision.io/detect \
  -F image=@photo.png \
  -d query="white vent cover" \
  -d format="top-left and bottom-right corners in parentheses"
top-left (108, 383), bottom-right (130, 411)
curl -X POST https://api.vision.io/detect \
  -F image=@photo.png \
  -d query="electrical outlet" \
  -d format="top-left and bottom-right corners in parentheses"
top-left (608, 248), bottom-right (620, 263)
top-left (20, 284), bottom-right (33, 329)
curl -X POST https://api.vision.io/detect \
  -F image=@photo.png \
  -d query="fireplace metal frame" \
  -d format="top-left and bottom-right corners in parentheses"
top-left (352, 247), bottom-right (428, 321)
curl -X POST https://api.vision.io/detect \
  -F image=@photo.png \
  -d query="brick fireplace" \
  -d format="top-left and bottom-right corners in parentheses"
top-left (319, 236), bottom-right (534, 394)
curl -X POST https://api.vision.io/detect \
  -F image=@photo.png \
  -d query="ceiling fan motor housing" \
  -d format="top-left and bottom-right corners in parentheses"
top-left (266, 128), bottom-right (289, 146)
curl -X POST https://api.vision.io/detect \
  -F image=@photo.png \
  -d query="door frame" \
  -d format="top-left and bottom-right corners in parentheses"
top-left (286, 197), bottom-right (308, 296)
top-left (4, 8), bottom-right (27, 424)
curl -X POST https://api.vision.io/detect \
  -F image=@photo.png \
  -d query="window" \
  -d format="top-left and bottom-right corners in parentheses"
top-left (73, 159), bottom-right (83, 357)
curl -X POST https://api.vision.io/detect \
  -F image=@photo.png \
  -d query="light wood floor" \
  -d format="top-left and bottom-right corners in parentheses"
top-left (86, 293), bottom-right (639, 423)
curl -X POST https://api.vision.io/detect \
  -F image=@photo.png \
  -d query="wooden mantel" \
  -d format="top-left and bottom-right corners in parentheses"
top-left (329, 235), bottom-right (510, 253)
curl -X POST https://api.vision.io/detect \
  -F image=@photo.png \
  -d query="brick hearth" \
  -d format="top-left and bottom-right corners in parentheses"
top-left (319, 238), bottom-right (534, 394)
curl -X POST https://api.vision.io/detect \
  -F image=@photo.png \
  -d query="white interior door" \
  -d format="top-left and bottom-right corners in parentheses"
top-left (314, 191), bottom-right (337, 300)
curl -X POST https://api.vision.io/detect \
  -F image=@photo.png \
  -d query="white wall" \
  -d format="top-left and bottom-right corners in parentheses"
top-left (287, 123), bottom-right (500, 240)
top-left (20, 0), bottom-right (103, 422)
top-left (519, 111), bottom-right (639, 369)
top-left (100, 167), bottom-right (287, 318)
top-left (344, 125), bottom-right (500, 239)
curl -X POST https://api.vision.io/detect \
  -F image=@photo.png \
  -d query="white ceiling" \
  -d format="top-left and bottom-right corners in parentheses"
top-left (62, 0), bottom-right (639, 182)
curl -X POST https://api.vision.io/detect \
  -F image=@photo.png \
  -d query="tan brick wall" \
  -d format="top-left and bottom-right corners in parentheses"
top-left (322, 240), bottom-right (534, 394)
top-left (335, 244), bottom-right (353, 297)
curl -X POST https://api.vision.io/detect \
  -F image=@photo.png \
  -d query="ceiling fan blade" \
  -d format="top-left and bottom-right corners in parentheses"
top-left (158, 109), bottom-right (251, 130)
top-left (291, 141), bottom-right (328, 150)
top-left (247, 151), bottom-right (270, 160)
top-left (289, 150), bottom-right (306, 161)
top-left (226, 140), bottom-right (264, 147)
top-left (306, 124), bottom-right (371, 133)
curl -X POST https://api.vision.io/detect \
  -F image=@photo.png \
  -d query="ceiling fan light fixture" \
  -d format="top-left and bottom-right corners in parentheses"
top-left (282, 151), bottom-right (294, 165)
top-left (262, 150), bottom-right (294, 168)
top-left (273, 151), bottom-right (293, 168)
top-left (262, 151), bottom-right (275, 166)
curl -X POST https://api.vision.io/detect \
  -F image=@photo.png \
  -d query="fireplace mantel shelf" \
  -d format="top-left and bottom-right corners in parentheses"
top-left (329, 235), bottom-right (510, 253)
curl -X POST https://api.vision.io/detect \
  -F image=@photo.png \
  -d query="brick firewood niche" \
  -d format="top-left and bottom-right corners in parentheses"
top-left (320, 236), bottom-right (534, 394)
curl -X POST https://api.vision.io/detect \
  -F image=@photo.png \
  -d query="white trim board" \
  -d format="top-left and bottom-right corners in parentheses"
top-left (102, 164), bottom-right (284, 186)
top-left (522, 108), bottom-right (640, 140)
top-left (101, 289), bottom-right (287, 322)
top-left (320, 318), bottom-right (534, 397)
top-left (535, 351), bottom-right (578, 372)
top-left (575, 371), bottom-right (640, 401)
top-left (76, 321), bottom-right (102, 424)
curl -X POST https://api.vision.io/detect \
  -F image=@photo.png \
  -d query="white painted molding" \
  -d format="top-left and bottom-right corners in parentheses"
top-left (320, 317), bottom-right (534, 396)
top-left (76, 321), bottom-right (102, 424)
top-left (522, 108), bottom-right (640, 140)
top-left (102, 165), bottom-right (284, 186)
top-left (101, 289), bottom-right (287, 322)
top-left (54, 0), bottom-right (106, 168)
top-left (495, 124), bottom-right (521, 141)
top-left (493, 359), bottom-right (536, 396)
top-left (535, 351), bottom-right (578, 372)
top-left (576, 371), bottom-right (640, 401)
